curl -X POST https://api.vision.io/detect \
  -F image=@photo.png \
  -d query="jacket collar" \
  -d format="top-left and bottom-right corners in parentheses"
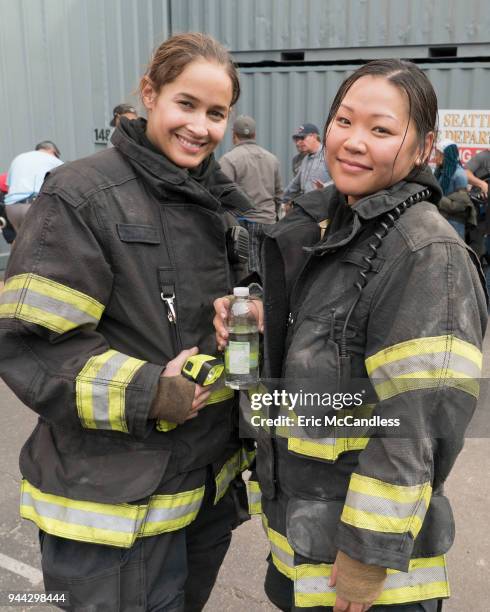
top-left (111, 117), bottom-right (253, 213)
top-left (233, 139), bottom-right (256, 147)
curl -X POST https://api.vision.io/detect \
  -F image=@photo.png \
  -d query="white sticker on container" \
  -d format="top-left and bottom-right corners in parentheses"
top-left (228, 341), bottom-right (250, 374)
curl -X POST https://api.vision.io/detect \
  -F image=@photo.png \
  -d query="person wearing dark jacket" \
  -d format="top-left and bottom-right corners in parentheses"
top-left (215, 60), bottom-right (487, 611)
top-left (434, 139), bottom-right (474, 240)
top-left (0, 33), bottom-right (254, 611)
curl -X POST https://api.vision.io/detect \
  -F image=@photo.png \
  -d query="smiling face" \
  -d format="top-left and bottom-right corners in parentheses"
top-left (326, 75), bottom-right (433, 204)
top-left (141, 59), bottom-right (233, 168)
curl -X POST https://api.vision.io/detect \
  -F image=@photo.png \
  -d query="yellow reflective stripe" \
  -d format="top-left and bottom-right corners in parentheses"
top-left (20, 480), bottom-right (204, 548)
top-left (207, 385), bottom-right (234, 405)
top-left (293, 556), bottom-right (449, 608)
top-left (366, 335), bottom-right (482, 373)
top-left (141, 486), bottom-right (205, 536)
top-left (342, 474), bottom-right (432, 539)
top-left (366, 335), bottom-right (482, 400)
top-left (294, 563), bottom-right (336, 607)
top-left (349, 474), bottom-right (432, 505)
top-left (214, 447), bottom-right (255, 504)
top-left (288, 436), bottom-right (369, 461)
top-left (0, 273), bottom-right (104, 333)
top-left (76, 350), bottom-right (146, 432)
top-left (246, 479), bottom-right (262, 515)
top-left (267, 525), bottom-right (296, 580)
top-left (373, 373), bottom-right (480, 400)
top-left (156, 419), bottom-right (178, 432)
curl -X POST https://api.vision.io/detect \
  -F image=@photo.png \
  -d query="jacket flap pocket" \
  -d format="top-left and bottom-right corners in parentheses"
top-left (286, 498), bottom-right (343, 562)
top-left (117, 223), bottom-right (161, 244)
top-left (412, 494), bottom-right (454, 557)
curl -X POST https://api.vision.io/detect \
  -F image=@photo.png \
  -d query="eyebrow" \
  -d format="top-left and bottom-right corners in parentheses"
top-left (339, 103), bottom-right (397, 121)
top-left (176, 92), bottom-right (228, 112)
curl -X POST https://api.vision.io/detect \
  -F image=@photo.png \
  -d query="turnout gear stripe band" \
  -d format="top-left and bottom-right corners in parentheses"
top-left (0, 273), bottom-right (104, 333)
top-left (20, 480), bottom-right (204, 548)
top-left (366, 335), bottom-right (482, 399)
top-left (341, 474), bottom-right (432, 538)
top-left (246, 479), bottom-right (262, 515)
top-left (293, 556), bottom-right (449, 607)
top-left (76, 350), bottom-right (146, 431)
top-left (214, 447), bottom-right (255, 504)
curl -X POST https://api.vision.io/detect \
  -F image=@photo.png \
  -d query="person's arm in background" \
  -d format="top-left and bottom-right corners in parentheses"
top-left (218, 155), bottom-right (237, 183)
top-left (466, 168), bottom-right (489, 196)
top-left (273, 159), bottom-right (283, 219)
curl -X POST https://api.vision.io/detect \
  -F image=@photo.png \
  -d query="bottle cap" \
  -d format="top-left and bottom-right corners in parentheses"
top-left (233, 287), bottom-right (249, 297)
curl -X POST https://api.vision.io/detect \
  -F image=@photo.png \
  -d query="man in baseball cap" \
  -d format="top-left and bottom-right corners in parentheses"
top-left (283, 122), bottom-right (331, 204)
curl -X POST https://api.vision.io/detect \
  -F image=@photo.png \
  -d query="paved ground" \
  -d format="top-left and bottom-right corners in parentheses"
top-left (0, 317), bottom-right (488, 610)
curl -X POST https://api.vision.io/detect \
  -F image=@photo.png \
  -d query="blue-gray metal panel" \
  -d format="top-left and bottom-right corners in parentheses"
top-left (216, 62), bottom-right (490, 185)
top-left (0, 0), bottom-right (170, 169)
top-left (171, 0), bottom-right (490, 51)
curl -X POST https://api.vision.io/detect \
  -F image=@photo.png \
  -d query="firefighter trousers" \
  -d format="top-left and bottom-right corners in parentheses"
top-left (39, 471), bottom-right (248, 611)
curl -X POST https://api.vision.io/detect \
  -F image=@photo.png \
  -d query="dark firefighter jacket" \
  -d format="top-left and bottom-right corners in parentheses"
top-left (0, 118), bottom-right (254, 548)
top-left (247, 166), bottom-right (488, 608)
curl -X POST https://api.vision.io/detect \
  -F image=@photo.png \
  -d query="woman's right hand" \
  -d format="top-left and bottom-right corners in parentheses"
top-left (213, 295), bottom-right (264, 351)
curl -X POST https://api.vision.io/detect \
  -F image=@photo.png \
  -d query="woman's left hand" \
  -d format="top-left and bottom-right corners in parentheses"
top-left (329, 551), bottom-right (386, 612)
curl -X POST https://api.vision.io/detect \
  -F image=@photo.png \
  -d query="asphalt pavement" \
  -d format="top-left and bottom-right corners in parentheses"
top-left (0, 328), bottom-right (489, 611)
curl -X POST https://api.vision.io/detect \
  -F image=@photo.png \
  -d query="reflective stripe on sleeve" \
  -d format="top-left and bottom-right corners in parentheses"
top-left (294, 555), bottom-right (449, 607)
top-left (246, 479), bottom-right (262, 515)
top-left (366, 335), bottom-right (482, 400)
top-left (214, 447), bottom-right (255, 504)
top-left (0, 274), bottom-right (104, 333)
top-left (20, 480), bottom-right (205, 548)
top-left (76, 350), bottom-right (146, 432)
top-left (341, 473), bottom-right (432, 539)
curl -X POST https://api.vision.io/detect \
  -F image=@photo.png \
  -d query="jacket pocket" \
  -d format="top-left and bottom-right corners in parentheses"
top-left (116, 223), bottom-right (161, 244)
top-left (286, 497), bottom-right (343, 563)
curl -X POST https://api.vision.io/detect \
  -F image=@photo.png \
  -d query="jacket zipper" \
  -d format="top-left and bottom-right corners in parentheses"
top-left (160, 283), bottom-right (183, 353)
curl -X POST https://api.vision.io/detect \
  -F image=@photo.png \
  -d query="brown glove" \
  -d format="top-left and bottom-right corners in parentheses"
top-left (149, 375), bottom-right (195, 424)
top-left (335, 550), bottom-right (387, 605)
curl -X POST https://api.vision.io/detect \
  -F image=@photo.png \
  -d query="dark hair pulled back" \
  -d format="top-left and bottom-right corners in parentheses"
top-left (324, 59), bottom-right (438, 164)
top-left (139, 32), bottom-right (240, 107)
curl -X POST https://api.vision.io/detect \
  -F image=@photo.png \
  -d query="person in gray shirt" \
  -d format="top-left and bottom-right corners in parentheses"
top-left (282, 123), bottom-right (331, 204)
top-left (219, 115), bottom-right (282, 274)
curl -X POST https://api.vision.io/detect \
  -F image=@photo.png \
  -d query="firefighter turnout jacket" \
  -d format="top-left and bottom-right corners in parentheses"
top-left (248, 166), bottom-right (488, 607)
top-left (0, 118), bottom-right (254, 549)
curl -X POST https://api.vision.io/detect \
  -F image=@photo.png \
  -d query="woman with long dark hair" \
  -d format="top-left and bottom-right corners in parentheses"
top-left (215, 59), bottom-right (487, 612)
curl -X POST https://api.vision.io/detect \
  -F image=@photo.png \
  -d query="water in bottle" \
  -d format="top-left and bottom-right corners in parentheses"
top-left (225, 287), bottom-right (259, 389)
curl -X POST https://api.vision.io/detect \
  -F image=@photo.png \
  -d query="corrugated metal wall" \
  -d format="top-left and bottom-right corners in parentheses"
top-left (171, 0), bottom-right (490, 58)
top-left (0, 0), bottom-right (170, 168)
top-left (216, 62), bottom-right (490, 184)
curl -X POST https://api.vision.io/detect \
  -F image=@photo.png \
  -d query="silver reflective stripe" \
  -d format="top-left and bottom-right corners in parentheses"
top-left (248, 490), bottom-right (262, 507)
top-left (270, 541), bottom-right (294, 569)
top-left (345, 490), bottom-right (429, 520)
top-left (4, 287), bottom-right (100, 328)
top-left (370, 351), bottom-right (481, 381)
top-left (385, 564), bottom-right (447, 589)
top-left (91, 352), bottom-right (131, 427)
top-left (295, 576), bottom-right (335, 595)
top-left (21, 490), bottom-right (141, 533)
top-left (145, 498), bottom-right (202, 523)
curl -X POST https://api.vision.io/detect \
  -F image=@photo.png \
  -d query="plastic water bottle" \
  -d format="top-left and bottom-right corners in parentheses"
top-left (224, 287), bottom-right (259, 389)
